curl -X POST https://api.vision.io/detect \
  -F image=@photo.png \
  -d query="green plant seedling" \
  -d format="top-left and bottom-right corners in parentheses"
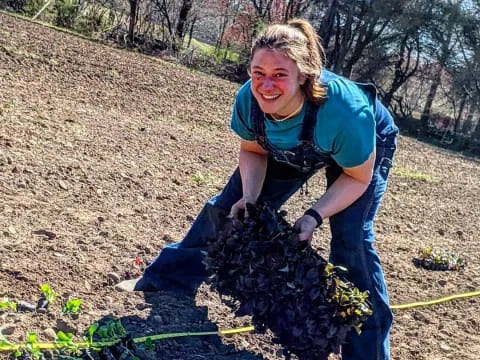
top-left (142, 337), bottom-right (155, 351)
top-left (95, 319), bottom-right (127, 342)
top-left (0, 297), bottom-right (17, 311)
top-left (55, 331), bottom-right (75, 348)
top-left (62, 299), bottom-right (82, 314)
top-left (40, 284), bottom-right (59, 304)
top-left (25, 332), bottom-right (43, 360)
top-left (86, 322), bottom-right (99, 345)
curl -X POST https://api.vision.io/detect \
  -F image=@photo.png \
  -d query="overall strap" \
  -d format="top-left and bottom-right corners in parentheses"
top-left (299, 101), bottom-right (319, 143)
top-left (251, 95), bottom-right (272, 151)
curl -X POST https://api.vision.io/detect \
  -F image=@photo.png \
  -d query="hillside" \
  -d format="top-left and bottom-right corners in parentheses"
top-left (1, 13), bottom-right (480, 360)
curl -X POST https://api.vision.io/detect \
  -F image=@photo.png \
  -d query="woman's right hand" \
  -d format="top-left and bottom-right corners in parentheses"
top-left (230, 140), bottom-right (268, 219)
top-left (229, 197), bottom-right (256, 219)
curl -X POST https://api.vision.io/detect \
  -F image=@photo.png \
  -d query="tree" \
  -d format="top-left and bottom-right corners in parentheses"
top-left (128, 0), bottom-right (142, 45)
top-left (312, 0), bottom-right (404, 78)
top-left (420, 0), bottom-right (464, 131)
top-left (380, 0), bottom-right (433, 107)
top-left (175, 0), bottom-right (194, 46)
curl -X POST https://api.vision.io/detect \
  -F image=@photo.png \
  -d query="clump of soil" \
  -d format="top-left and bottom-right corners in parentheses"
top-left (204, 203), bottom-right (372, 360)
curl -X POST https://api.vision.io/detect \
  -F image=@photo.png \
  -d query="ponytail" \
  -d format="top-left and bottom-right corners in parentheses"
top-left (287, 19), bottom-right (327, 106)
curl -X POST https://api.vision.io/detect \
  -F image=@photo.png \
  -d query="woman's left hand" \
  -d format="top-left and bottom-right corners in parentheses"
top-left (293, 215), bottom-right (318, 243)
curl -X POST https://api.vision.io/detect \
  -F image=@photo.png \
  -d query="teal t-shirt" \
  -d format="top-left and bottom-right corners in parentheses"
top-left (230, 78), bottom-right (376, 168)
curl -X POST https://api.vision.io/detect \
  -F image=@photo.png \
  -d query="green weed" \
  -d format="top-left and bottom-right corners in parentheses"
top-left (24, 333), bottom-right (43, 360)
top-left (392, 166), bottom-right (432, 182)
top-left (191, 171), bottom-right (220, 186)
top-left (0, 297), bottom-right (17, 311)
top-left (40, 284), bottom-right (58, 304)
top-left (62, 299), bottom-right (82, 314)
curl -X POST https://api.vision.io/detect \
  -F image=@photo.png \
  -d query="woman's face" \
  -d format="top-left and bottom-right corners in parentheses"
top-left (250, 49), bottom-right (306, 118)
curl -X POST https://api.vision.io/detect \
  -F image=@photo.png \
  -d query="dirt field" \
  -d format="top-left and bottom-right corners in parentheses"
top-left (1, 13), bottom-right (479, 360)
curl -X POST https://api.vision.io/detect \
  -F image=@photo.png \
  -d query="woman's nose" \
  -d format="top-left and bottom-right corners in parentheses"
top-left (261, 78), bottom-right (274, 90)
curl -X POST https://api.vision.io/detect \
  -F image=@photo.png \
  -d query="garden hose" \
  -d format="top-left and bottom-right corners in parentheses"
top-left (1, 291), bottom-right (479, 354)
top-left (389, 289), bottom-right (480, 310)
top-left (0, 327), bottom-right (256, 353)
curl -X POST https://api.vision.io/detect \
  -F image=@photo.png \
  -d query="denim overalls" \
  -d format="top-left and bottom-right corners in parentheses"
top-left (139, 83), bottom-right (398, 360)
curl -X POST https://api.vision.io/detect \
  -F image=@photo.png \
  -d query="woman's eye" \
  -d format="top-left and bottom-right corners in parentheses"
top-left (253, 72), bottom-right (264, 77)
top-left (275, 73), bottom-right (287, 78)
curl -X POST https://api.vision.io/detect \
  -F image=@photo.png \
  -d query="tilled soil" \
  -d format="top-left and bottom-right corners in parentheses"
top-left (1, 13), bottom-right (479, 360)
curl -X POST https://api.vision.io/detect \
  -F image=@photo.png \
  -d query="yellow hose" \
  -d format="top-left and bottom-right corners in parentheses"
top-left (390, 290), bottom-right (480, 310)
top-left (1, 291), bottom-right (479, 353)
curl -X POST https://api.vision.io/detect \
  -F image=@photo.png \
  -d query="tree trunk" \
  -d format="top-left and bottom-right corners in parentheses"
top-left (332, 2), bottom-right (354, 74)
top-left (383, 33), bottom-right (419, 107)
top-left (318, 0), bottom-right (338, 49)
top-left (453, 94), bottom-right (467, 134)
top-left (128, 0), bottom-right (139, 46)
top-left (176, 0), bottom-right (194, 45)
top-left (420, 66), bottom-right (442, 131)
top-left (187, 15), bottom-right (196, 48)
top-left (462, 102), bottom-right (475, 134)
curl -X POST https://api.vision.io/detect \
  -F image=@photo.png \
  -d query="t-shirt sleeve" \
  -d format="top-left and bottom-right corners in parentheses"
top-left (230, 82), bottom-right (256, 141)
top-left (331, 108), bottom-right (375, 168)
top-left (317, 79), bottom-right (376, 168)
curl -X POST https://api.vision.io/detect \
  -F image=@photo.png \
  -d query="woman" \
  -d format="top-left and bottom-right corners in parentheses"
top-left (118, 19), bottom-right (398, 360)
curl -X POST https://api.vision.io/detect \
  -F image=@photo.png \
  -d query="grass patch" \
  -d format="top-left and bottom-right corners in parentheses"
top-left (188, 38), bottom-right (240, 62)
top-left (191, 171), bottom-right (222, 187)
top-left (392, 166), bottom-right (432, 182)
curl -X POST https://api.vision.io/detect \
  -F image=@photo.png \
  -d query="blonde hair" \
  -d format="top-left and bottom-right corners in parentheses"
top-left (250, 19), bottom-right (327, 106)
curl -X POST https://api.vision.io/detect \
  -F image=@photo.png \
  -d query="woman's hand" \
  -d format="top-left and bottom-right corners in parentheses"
top-left (230, 139), bottom-right (268, 219)
top-left (293, 215), bottom-right (318, 243)
top-left (230, 197), bottom-right (256, 219)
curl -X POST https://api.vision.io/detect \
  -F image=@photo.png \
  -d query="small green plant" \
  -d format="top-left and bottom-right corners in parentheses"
top-left (96, 319), bottom-right (127, 341)
top-left (85, 322), bottom-right (99, 346)
top-left (62, 299), bottom-right (82, 314)
top-left (55, 331), bottom-right (82, 355)
top-left (142, 337), bottom-right (155, 351)
top-left (413, 246), bottom-right (465, 271)
top-left (24, 333), bottom-right (43, 360)
top-left (0, 297), bottom-right (17, 311)
top-left (40, 284), bottom-right (59, 304)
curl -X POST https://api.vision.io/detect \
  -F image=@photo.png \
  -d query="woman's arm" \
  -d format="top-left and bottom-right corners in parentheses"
top-left (295, 150), bottom-right (375, 241)
top-left (312, 150), bottom-right (375, 219)
top-left (230, 139), bottom-right (268, 218)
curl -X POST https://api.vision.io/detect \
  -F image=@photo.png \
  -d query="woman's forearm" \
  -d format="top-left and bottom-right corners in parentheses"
top-left (239, 148), bottom-right (268, 202)
top-left (311, 173), bottom-right (370, 219)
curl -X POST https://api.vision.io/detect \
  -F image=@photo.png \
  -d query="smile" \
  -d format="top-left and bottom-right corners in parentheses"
top-left (261, 94), bottom-right (281, 100)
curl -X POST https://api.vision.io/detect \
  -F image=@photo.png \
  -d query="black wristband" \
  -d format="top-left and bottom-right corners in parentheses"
top-left (304, 208), bottom-right (323, 228)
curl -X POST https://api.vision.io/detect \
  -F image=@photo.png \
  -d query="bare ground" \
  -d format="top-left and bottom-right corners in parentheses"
top-left (1, 13), bottom-right (480, 360)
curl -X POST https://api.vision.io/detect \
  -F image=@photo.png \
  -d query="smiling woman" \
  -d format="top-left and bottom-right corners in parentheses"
top-left (117, 18), bottom-right (399, 360)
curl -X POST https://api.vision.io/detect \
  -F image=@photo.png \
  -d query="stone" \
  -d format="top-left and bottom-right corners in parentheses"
top-left (107, 272), bottom-right (121, 284)
top-left (44, 328), bottom-right (57, 341)
top-left (16, 300), bottom-right (36, 312)
top-left (0, 324), bottom-right (16, 335)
